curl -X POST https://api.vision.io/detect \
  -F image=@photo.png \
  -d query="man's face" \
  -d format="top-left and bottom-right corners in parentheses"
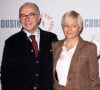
top-left (19, 4), bottom-right (40, 34)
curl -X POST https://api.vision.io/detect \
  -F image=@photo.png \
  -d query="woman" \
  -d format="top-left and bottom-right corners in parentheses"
top-left (52, 10), bottom-right (100, 90)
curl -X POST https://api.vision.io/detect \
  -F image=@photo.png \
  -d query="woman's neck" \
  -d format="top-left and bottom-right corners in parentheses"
top-left (64, 37), bottom-right (79, 51)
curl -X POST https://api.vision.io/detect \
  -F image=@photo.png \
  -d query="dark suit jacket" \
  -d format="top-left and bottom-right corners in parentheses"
top-left (52, 37), bottom-right (100, 90)
top-left (1, 28), bottom-right (58, 90)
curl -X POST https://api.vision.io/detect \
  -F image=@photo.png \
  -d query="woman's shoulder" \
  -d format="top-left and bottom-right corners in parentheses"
top-left (52, 39), bottom-right (64, 47)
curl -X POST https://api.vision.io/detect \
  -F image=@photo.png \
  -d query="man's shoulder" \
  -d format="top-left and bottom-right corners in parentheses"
top-left (39, 27), bottom-right (57, 36)
top-left (5, 30), bottom-right (25, 42)
top-left (39, 28), bottom-right (58, 42)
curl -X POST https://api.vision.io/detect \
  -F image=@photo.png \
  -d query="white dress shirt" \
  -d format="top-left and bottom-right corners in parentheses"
top-left (56, 42), bottom-right (78, 86)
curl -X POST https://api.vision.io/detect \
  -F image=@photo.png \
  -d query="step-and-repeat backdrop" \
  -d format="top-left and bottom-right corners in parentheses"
top-left (0, 0), bottom-right (100, 89)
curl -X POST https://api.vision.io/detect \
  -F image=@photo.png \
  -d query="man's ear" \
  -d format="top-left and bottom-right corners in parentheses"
top-left (38, 17), bottom-right (41, 25)
top-left (19, 16), bottom-right (21, 23)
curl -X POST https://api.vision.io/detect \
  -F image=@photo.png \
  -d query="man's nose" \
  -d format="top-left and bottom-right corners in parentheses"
top-left (25, 15), bottom-right (30, 21)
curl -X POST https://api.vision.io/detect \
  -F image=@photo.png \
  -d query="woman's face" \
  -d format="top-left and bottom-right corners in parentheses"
top-left (62, 16), bottom-right (82, 40)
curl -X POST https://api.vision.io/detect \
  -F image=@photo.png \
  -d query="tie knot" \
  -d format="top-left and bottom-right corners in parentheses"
top-left (30, 35), bottom-right (35, 40)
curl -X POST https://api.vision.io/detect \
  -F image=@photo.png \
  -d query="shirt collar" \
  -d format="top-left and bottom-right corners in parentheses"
top-left (63, 41), bottom-right (78, 52)
top-left (23, 28), bottom-right (40, 38)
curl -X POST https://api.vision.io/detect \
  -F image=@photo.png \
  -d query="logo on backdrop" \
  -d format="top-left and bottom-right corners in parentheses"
top-left (0, 13), bottom-right (54, 32)
top-left (84, 18), bottom-right (100, 28)
top-left (0, 18), bottom-right (100, 29)
top-left (40, 13), bottom-right (54, 32)
top-left (0, 19), bottom-right (21, 28)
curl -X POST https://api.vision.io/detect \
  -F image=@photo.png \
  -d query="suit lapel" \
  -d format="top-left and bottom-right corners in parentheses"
top-left (21, 30), bottom-right (37, 58)
top-left (38, 29), bottom-right (45, 56)
top-left (54, 39), bottom-right (65, 66)
top-left (53, 39), bottom-right (65, 81)
top-left (69, 37), bottom-right (85, 73)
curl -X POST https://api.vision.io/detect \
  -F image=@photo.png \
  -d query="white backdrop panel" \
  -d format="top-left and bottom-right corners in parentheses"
top-left (0, 0), bottom-right (100, 89)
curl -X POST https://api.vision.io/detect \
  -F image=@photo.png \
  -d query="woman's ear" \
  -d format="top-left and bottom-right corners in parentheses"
top-left (79, 25), bottom-right (83, 34)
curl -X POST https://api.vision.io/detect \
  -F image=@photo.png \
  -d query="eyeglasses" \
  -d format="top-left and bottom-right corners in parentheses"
top-left (20, 13), bottom-right (39, 19)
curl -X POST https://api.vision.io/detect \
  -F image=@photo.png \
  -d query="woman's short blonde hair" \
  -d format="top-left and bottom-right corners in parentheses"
top-left (61, 10), bottom-right (83, 27)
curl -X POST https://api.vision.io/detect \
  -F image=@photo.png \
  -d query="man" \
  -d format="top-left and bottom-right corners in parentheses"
top-left (1, 2), bottom-right (58, 90)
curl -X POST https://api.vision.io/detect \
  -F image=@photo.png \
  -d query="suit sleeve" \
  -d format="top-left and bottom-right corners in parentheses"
top-left (52, 33), bottom-right (58, 43)
top-left (88, 44), bottom-right (100, 90)
top-left (1, 40), bottom-right (15, 90)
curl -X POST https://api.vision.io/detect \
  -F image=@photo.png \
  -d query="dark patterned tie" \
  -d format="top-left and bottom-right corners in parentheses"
top-left (30, 35), bottom-right (38, 57)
